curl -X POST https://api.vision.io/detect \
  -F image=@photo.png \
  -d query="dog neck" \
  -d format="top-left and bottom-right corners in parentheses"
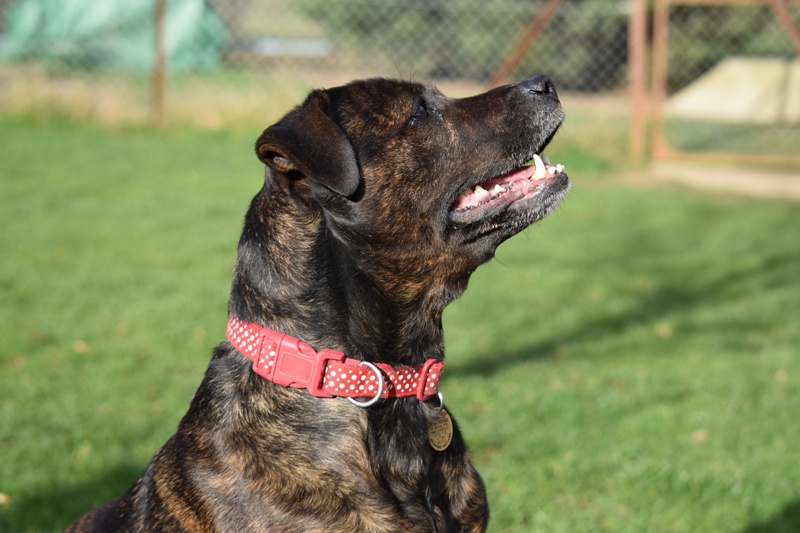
top-left (227, 182), bottom-right (463, 367)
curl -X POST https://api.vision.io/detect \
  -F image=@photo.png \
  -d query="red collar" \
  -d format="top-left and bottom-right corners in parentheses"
top-left (226, 316), bottom-right (443, 404)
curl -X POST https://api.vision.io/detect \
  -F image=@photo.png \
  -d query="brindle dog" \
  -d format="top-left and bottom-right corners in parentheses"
top-left (68, 76), bottom-right (569, 532)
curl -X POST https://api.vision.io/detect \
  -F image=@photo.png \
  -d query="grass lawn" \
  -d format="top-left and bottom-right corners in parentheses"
top-left (664, 120), bottom-right (800, 157)
top-left (1, 114), bottom-right (799, 532)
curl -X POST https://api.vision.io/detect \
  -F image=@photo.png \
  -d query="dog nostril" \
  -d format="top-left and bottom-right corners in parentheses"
top-left (522, 75), bottom-right (558, 101)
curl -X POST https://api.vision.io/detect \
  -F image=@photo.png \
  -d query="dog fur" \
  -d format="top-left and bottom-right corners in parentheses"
top-left (68, 76), bottom-right (569, 532)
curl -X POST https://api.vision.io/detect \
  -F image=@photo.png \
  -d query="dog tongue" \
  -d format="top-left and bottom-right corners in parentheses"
top-left (451, 166), bottom-right (534, 211)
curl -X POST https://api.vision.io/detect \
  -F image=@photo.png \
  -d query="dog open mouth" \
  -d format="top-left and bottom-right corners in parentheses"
top-left (449, 154), bottom-right (566, 224)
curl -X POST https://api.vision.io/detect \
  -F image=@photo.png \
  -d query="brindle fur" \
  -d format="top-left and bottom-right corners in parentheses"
top-left (68, 77), bottom-right (569, 532)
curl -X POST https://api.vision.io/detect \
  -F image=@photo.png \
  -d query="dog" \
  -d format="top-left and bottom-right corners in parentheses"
top-left (68, 75), bottom-right (569, 532)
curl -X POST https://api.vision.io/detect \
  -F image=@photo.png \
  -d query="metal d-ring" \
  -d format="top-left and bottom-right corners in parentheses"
top-left (429, 391), bottom-right (444, 414)
top-left (347, 361), bottom-right (385, 408)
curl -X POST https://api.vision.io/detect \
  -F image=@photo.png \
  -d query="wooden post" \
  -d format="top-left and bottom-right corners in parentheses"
top-left (152, 0), bottom-right (167, 125)
top-left (628, 0), bottom-right (649, 162)
top-left (488, 0), bottom-right (564, 88)
top-left (650, 0), bottom-right (671, 159)
top-left (766, 0), bottom-right (800, 54)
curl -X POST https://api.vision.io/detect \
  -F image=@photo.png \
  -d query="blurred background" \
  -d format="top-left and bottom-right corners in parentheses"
top-left (0, 0), bottom-right (800, 162)
top-left (1, 1), bottom-right (799, 532)
top-left (1, 0), bottom-right (798, 161)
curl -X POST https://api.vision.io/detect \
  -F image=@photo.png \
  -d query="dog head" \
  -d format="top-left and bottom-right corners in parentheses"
top-left (255, 77), bottom-right (569, 295)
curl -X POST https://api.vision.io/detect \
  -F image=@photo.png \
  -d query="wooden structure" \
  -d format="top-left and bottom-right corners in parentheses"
top-left (642, 0), bottom-right (800, 166)
top-left (492, 0), bottom-right (800, 166)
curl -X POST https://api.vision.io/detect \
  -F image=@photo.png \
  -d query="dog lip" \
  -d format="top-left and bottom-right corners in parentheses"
top-left (448, 155), bottom-right (566, 225)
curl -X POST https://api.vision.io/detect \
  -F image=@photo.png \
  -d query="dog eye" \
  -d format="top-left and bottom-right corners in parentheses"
top-left (410, 102), bottom-right (429, 123)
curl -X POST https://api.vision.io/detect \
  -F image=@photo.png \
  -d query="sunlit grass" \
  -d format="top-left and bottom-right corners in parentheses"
top-left (1, 115), bottom-right (799, 532)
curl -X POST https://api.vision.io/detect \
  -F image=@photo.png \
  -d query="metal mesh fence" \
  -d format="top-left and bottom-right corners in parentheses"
top-left (1, 0), bottom-right (798, 167)
top-left (653, 1), bottom-right (800, 163)
top-left (0, 0), bottom-right (628, 141)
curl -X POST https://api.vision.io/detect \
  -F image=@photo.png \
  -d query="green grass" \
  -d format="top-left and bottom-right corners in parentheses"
top-left (664, 120), bottom-right (799, 157)
top-left (1, 115), bottom-right (799, 532)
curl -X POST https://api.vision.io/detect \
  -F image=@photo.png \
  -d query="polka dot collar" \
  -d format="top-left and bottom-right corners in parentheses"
top-left (226, 316), bottom-right (443, 403)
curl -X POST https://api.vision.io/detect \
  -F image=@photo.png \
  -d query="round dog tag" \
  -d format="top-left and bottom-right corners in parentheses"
top-left (428, 408), bottom-right (453, 451)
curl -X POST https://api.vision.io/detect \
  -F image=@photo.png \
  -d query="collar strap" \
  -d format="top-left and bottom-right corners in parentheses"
top-left (226, 316), bottom-right (443, 401)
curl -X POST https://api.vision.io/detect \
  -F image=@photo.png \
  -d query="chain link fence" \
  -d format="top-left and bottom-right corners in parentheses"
top-left (0, 0), bottom-right (627, 149)
top-left (1, 0), bottom-right (798, 166)
top-left (653, 1), bottom-right (800, 163)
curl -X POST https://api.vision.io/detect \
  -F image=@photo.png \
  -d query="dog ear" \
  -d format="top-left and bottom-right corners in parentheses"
top-left (255, 91), bottom-right (360, 197)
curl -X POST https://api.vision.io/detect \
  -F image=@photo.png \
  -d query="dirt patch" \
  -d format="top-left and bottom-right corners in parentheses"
top-left (626, 162), bottom-right (800, 202)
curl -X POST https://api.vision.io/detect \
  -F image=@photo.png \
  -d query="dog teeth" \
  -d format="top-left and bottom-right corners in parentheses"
top-left (542, 153), bottom-right (551, 165)
top-left (530, 154), bottom-right (546, 181)
top-left (473, 184), bottom-right (487, 195)
top-left (492, 184), bottom-right (504, 194)
top-left (554, 164), bottom-right (565, 174)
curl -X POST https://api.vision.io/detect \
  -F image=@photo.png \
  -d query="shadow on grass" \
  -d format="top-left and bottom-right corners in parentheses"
top-left (446, 249), bottom-right (799, 378)
top-left (445, 281), bottom-right (710, 377)
top-left (742, 500), bottom-right (800, 533)
top-left (0, 463), bottom-right (143, 532)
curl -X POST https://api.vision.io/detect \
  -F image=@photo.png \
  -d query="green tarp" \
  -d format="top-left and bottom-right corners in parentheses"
top-left (1, 0), bottom-right (227, 71)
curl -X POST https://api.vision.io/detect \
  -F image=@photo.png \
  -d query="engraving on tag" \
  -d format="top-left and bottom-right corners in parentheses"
top-left (428, 408), bottom-right (453, 451)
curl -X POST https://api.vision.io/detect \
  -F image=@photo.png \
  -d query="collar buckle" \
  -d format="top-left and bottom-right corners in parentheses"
top-left (256, 333), bottom-right (345, 398)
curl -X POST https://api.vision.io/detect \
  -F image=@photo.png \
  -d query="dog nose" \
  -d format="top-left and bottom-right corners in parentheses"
top-left (521, 75), bottom-right (559, 102)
